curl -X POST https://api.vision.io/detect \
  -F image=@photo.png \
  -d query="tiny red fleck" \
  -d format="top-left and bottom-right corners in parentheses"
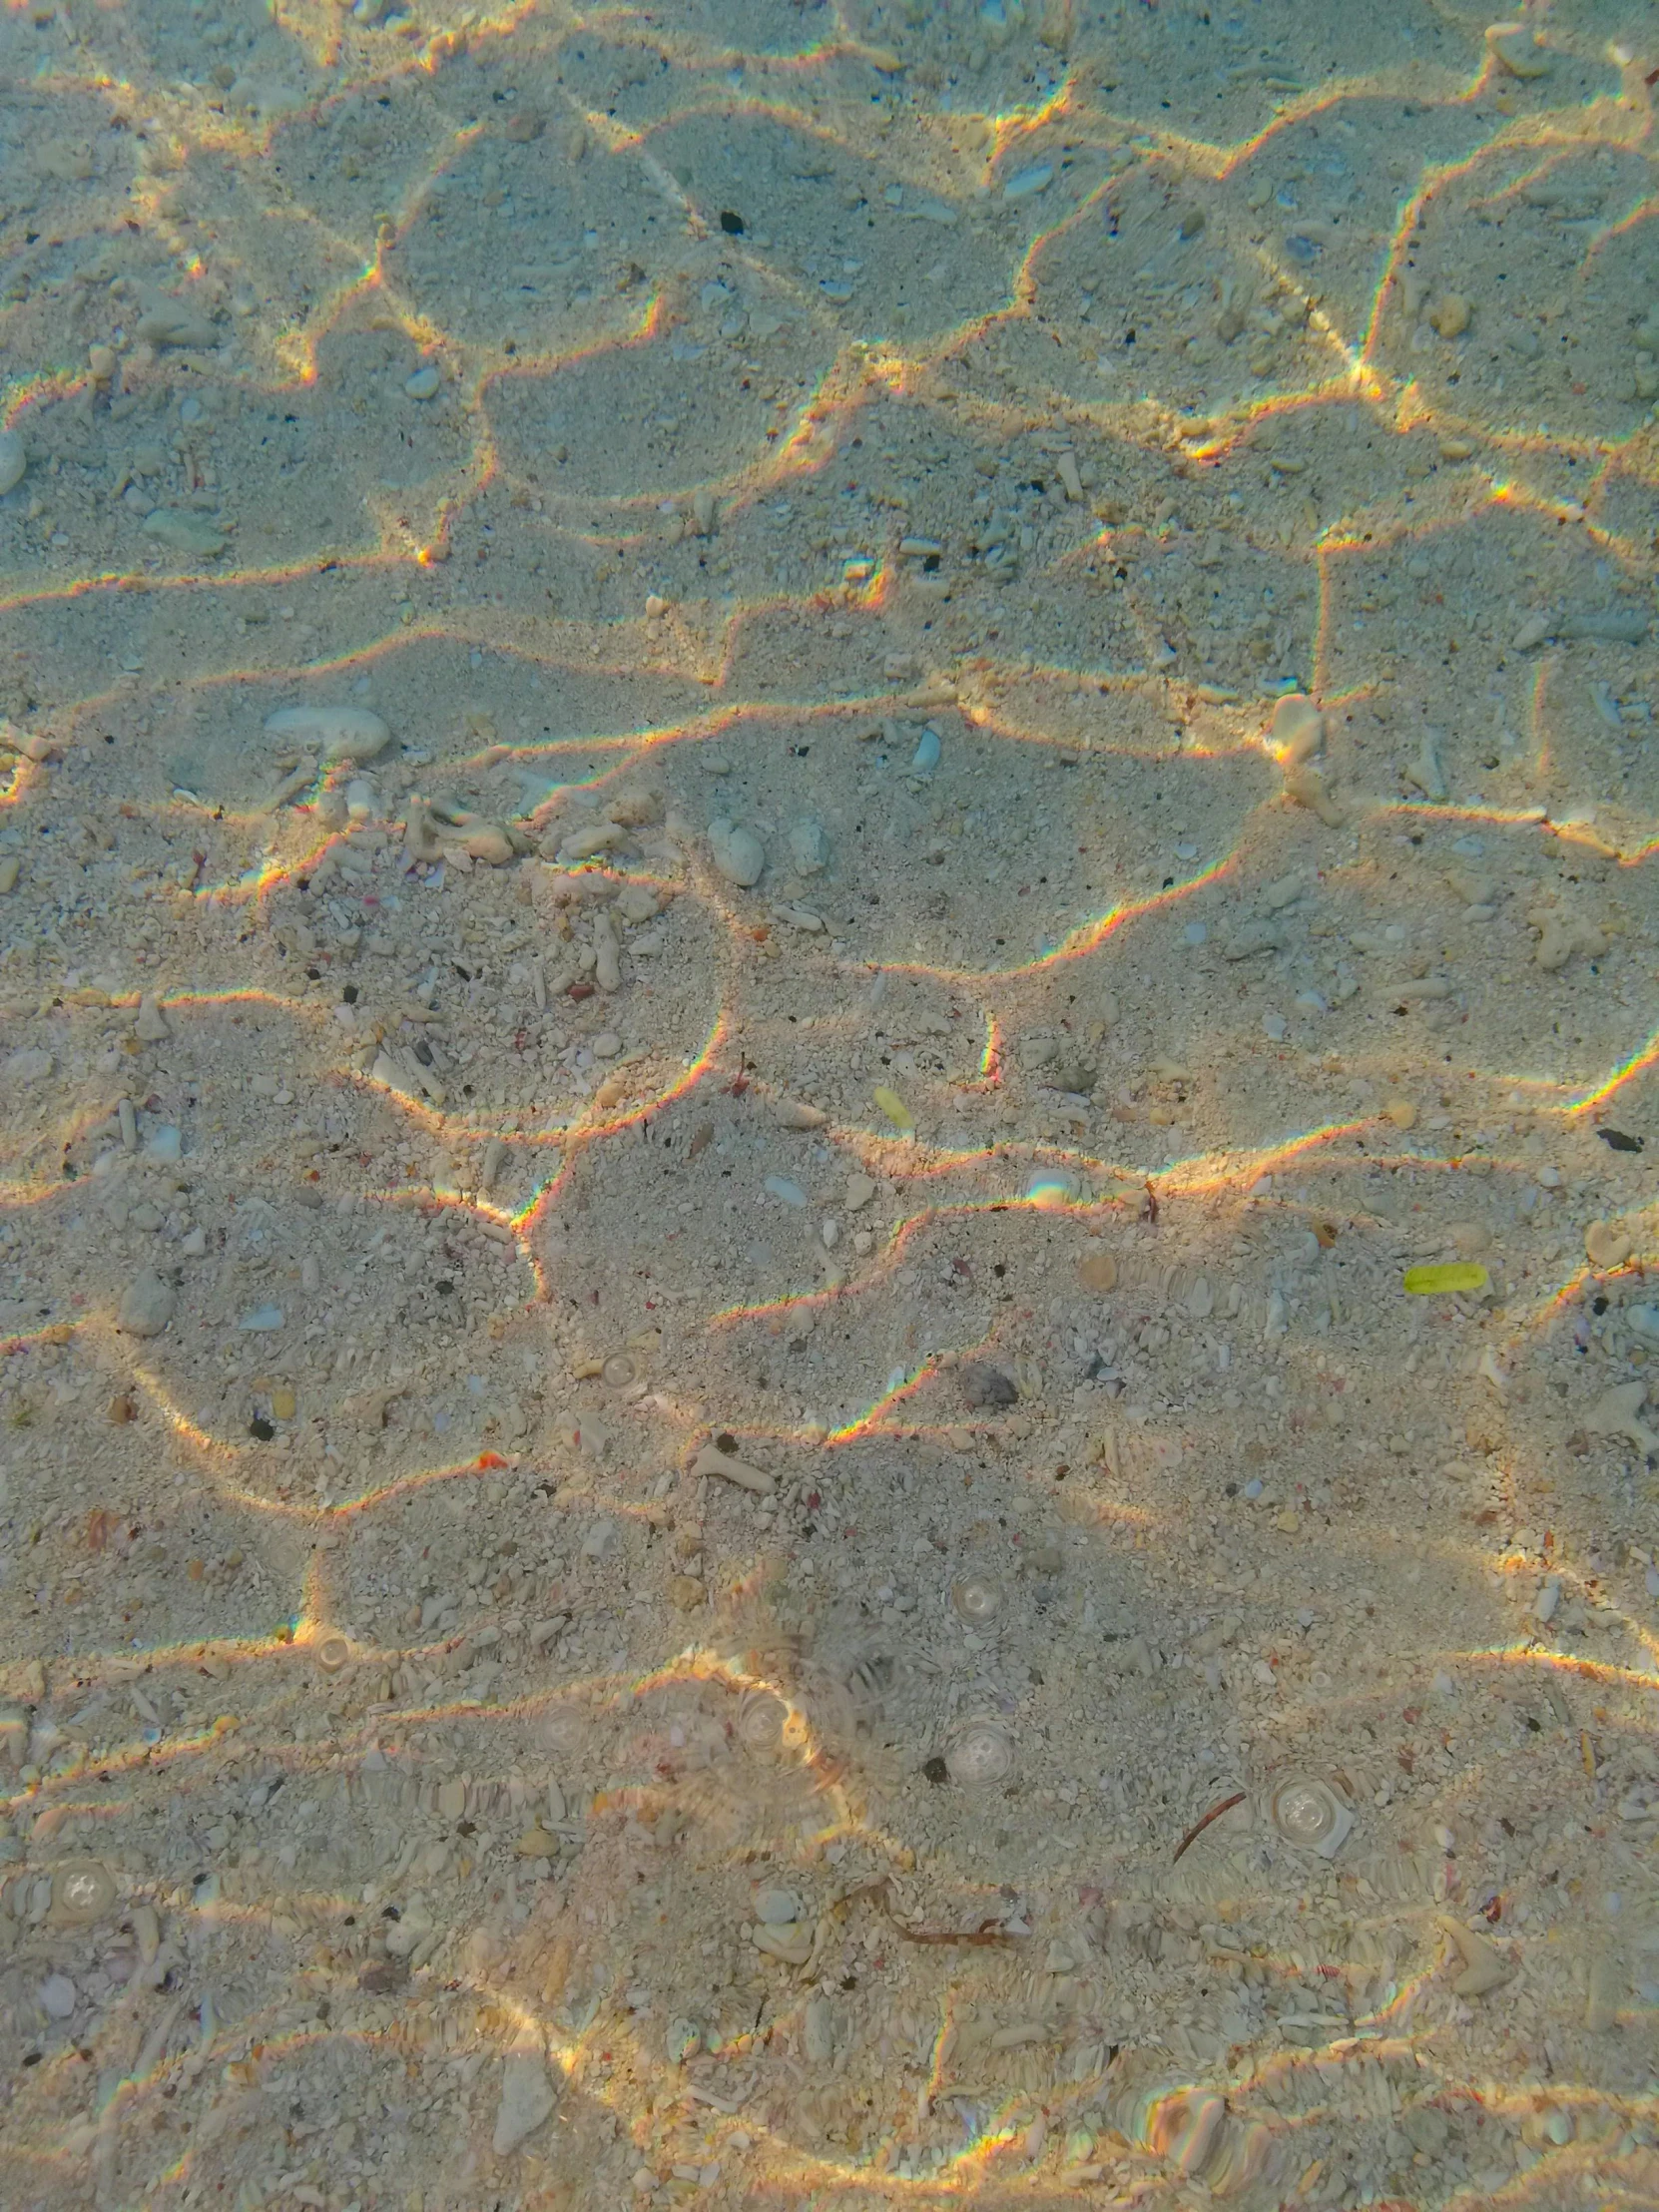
top-left (476, 1451), bottom-right (507, 1470)
top-left (806, 1491), bottom-right (822, 1510)
top-left (569, 980), bottom-right (595, 1001)
top-left (729, 1075), bottom-right (750, 1095)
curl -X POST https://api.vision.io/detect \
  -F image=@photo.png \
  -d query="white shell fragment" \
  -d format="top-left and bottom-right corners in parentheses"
top-left (264, 704), bottom-right (392, 766)
top-left (691, 1439), bottom-right (774, 1492)
top-left (1269, 1777), bottom-right (1353, 1857)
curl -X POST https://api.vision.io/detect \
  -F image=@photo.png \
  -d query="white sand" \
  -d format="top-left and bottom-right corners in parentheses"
top-left (1, 2), bottom-right (1657, 2204)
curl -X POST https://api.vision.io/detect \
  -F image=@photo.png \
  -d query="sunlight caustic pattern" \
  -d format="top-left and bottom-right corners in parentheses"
top-left (2, 0), bottom-right (1659, 2207)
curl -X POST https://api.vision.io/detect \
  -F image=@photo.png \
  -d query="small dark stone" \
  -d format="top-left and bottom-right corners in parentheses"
top-left (249, 1416), bottom-right (276, 1441)
top-left (719, 210), bottom-right (745, 235)
top-left (921, 1755), bottom-right (949, 1785)
top-left (1599, 1128), bottom-right (1644, 1153)
top-left (959, 1362), bottom-right (1017, 1409)
top-left (358, 1956), bottom-right (408, 1995)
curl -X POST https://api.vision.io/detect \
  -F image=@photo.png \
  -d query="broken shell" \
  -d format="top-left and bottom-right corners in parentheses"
top-left (314, 1633), bottom-right (350, 1675)
top-left (949, 1573), bottom-right (1005, 1626)
top-left (1269, 1776), bottom-right (1353, 1858)
top-left (602, 1353), bottom-right (636, 1386)
top-left (944, 1720), bottom-right (1015, 1790)
top-left (51, 1860), bottom-right (116, 1926)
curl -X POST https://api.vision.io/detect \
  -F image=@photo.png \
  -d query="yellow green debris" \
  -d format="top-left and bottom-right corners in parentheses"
top-left (872, 1085), bottom-right (914, 1134)
top-left (1403, 1262), bottom-right (1489, 1296)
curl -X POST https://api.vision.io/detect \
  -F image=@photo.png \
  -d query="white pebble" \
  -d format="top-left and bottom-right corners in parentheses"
top-left (788, 818), bottom-right (830, 873)
top-left (405, 365), bottom-right (442, 400)
top-left (38, 1973), bottom-right (76, 2020)
top-left (118, 1271), bottom-right (175, 1338)
top-left (753, 1887), bottom-right (803, 1925)
top-left (708, 818), bottom-right (765, 886)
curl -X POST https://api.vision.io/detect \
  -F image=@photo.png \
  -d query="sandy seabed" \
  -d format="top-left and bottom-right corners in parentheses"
top-left (1, 1), bottom-right (1659, 2206)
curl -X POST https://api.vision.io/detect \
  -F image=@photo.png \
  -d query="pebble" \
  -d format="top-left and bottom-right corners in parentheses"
top-left (753, 1887), bottom-right (803, 1925)
top-left (493, 2050), bottom-right (559, 2155)
top-left (1004, 161), bottom-right (1054, 200)
top-left (708, 818), bottom-right (765, 886)
top-left (0, 429), bottom-right (26, 496)
top-left (846, 1174), bottom-right (876, 1210)
top-left (1625, 1305), bottom-right (1659, 1346)
top-left (1584, 1219), bottom-right (1633, 1270)
top-left (118, 1270), bottom-right (176, 1337)
top-left (1078, 1252), bottom-right (1117, 1292)
top-left (239, 1303), bottom-right (284, 1332)
top-left (1428, 292), bottom-right (1471, 338)
top-left (134, 305), bottom-right (221, 347)
top-left (39, 1972), bottom-right (77, 2020)
top-left (788, 818), bottom-right (830, 873)
top-left (803, 1992), bottom-right (835, 2064)
top-left (909, 728), bottom-right (941, 777)
top-left (1270, 694), bottom-right (1324, 765)
top-left (143, 509), bottom-right (225, 557)
top-left (405, 365), bottom-right (442, 400)
top-left (764, 1174), bottom-right (808, 1208)
top-left (134, 992), bottom-right (171, 1042)
top-left (4, 1046), bottom-right (53, 1085)
top-left (265, 705), bottom-right (391, 767)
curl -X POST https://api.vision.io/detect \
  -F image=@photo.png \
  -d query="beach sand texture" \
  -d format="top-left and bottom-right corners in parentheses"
top-left (2, 0), bottom-right (1659, 2203)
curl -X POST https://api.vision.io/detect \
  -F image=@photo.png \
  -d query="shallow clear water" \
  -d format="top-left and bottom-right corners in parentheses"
top-left (2, 2), bottom-right (1658, 2206)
